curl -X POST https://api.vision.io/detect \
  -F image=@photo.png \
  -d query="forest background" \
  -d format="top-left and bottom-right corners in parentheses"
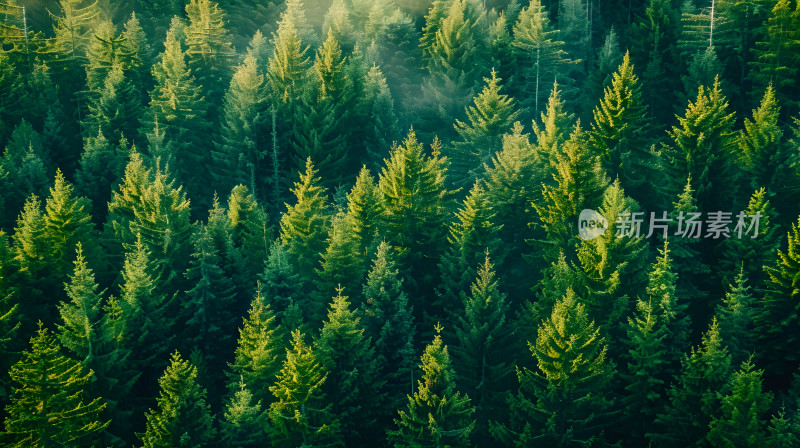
top-left (1, 0), bottom-right (800, 446)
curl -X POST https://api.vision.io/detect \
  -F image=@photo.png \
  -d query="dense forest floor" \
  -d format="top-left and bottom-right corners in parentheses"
top-left (1, 0), bottom-right (800, 446)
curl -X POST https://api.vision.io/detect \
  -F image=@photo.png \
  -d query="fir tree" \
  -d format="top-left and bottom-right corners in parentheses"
top-left (451, 254), bottom-right (515, 446)
top-left (2, 324), bottom-right (109, 447)
top-left (227, 289), bottom-right (284, 410)
top-left (220, 382), bottom-right (269, 447)
top-left (184, 0), bottom-right (236, 113)
top-left (260, 241), bottom-right (304, 332)
top-left (450, 68), bottom-right (519, 188)
top-left (344, 167), bottom-right (383, 258)
top-left (589, 52), bottom-right (654, 206)
top-left (267, 330), bottom-right (342, 447)
top-left (389, 324), bottom-right (475, 448)
top-left (361, 65), bottom-right (399, 171)
top-left (749, 0), bottom-right (800, 110)
top-left (532, 81), bottom-right (575, 169)
top-left (316, 213), bottom-right (365, 307)
top-left (716, 269), bottom-right (757, 367)
top-left (756, 215), bottom-right (800, 375)
top-left (359, 242), bottom-right (416, 416)
top-left (707, 359), bottom-right (773, 447)
top-left (652, 318), bottom-right (733, 447)
top-left (138, 351), bottom-right (216, 448)
top-left (76, 129), bottom-right (128, 218)
top-left (83, 63), bottom-right (143, 145)
top-left (511, 0), bottom-right (572, 122)
top-left (495, 289), bottom-right (614, 446)
top-left (315, 288), bottom-right (383, 444)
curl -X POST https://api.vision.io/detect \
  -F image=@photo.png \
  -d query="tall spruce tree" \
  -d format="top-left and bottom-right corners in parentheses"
top-left (2, 324), bottom-right (109, 447)
top-left (138, 351), bottom-right (216, 447)
top-left (267, 329), bottom-right (342, 447)
top-left (707, 359), bottom-right (773, 447)
top-left (389, 324), bottom-right (475, 448)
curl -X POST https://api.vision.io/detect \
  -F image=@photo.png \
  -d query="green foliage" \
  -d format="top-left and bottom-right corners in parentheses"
top-left (652, 318), bottom-right (733, 447)
top-left (450, 68), bottom-right (519, 187)
top-left (389, 325), bottom-right (475, 448)
top-left (227, 289), bottom-right (284, 410)
top-left (184, 0), bottom-right (236, 109)
top-left (451, 254), bottom-right (515, 446)
top-left (497, 289), bottom-right (613, 447)
top-left (138, 351), bottom-right (216, 447)
top-left (220, 382), bottom-right (269, 447)
top-left (2, 324), bottom-right (109, 447)
top-left (707, 359), bottom-right (773, 448)
top-left (749, 0), bottom-right (800, 110)
top-left (315, 288), bottom-right (382, 444)
top-left (56, 243), bottom-right (104, 365)
top-left (268, 329), bottom-right (342, 447)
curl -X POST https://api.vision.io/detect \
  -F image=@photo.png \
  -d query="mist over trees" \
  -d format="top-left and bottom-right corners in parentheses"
top-left (1, 0), bottom-right (800, 446)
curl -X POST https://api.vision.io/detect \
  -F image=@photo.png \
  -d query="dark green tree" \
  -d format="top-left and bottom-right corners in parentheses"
top-left (184, 0), bottom-right (236, 113)
top-left (707, 359), bottom-right (773, 448)
top-left (267, 329), bottom-right (342, 447)
top-left (138, 351), bottom-right (216, 448)
top-left (2, 324), bottom-right (109, 447)
top-left (389, 325), bottom-right (475, 448)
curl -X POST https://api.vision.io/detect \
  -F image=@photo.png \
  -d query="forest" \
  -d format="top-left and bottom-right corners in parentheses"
top-left (0, 0), bottom-right (800, 446)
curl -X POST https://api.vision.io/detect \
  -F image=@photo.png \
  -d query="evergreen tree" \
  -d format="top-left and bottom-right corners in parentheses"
top-left (451, 254), bottom-right (515, 446)
top-left (316, 213), bottom-right (365, 307)
top-left (315, 288), bottom-right (383, 444)
top-left (212, 55), bottom-right (267, 197)
top-left (589, 52), bottom-right (654, 207)
top-left (2, 324), bottom-right (109, 447)
top-left (389, 324), bottom-right (475, 448)
top-left (652, 318), bottom-right (733, 448)
top-left (267, 329), bottom-right (342, 447)
top-left (716, 269), bottom-right (758, 373)
top-left (591, 27), bottom-right (623, 102)
top-left (495, 289), bottom-right (613, 446)
top-left (661, 77), bottom-right (737, 212)
top-left (344, 167), bottom-right (383, 258)
top-left (361, 65), bottom-right (399, 171)
top-left (739, 84), bottom-right (793, 196)
top-left (449, 68), bottom-right (519, 188)
top-left (220, 382), bottom-right (269, 447)
top-left (749, 0), bottom-right (800, 110)
top-left (184, 0), bottom-right (236, 113)
top-left (756, 215), bottom-right (800, 375)
top-left (147, 24), bottom-right (211, 204)
top-left (76, 129), bottom-right (128, 218)
top-left (707, 359), bottom-right (773, 447)
top-left (359, 242), bottom-right (416, 416)
top-left (138, 351), bottom-right (216, 448)
top-left (260, 241), bottom-right (304, 332)
top-left (534, 122), bottom-right (608, 261)
top-left (181, 224), bottom-right (237, 377)
top-left (377, 129), bottom-right (453, 326)
top-left (531, 81), bottom-right (575, 169)
top-left (84, 63), bottom-right (143, 145)
top-left (622, 298), bottom-right (670, 444)
top-left (511, 0), bottom-right (572, 122)
top-left (227, 289), bottom-right (284, 410)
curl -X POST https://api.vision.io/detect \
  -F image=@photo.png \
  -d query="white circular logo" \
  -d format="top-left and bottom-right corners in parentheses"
top-left (578, 209), bottom-right (608, 241)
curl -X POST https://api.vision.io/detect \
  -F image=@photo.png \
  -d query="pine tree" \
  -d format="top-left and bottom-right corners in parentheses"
top-left (749, 0), bottom-right (800, 110)
top-left (2, 324), bottom-right (109, 447)
top-left (260, 241), bottom-right (304, 332)
top-left (344, 167), bottom-right (383, 258)
top-left (483, 123), bottom-right (545, 301)
top-left (212, 55), bottom-right (267, 197)
top-left (589, 52), bottom-right (654, 206)
top-left (661, 77), bottom-right (737, 212)
top-left (652, 318), bottom-right (733, 448)
top-left (389, 324), bottom-right (475, 448)
top-left (75, 130), bottom-right (128, 219)
top-left (181, 224), bottom-right (237, 377)
top-left (739, 84), bottom-right (792, 195)
top-left (496, 289), bottom-right (613, 446)
top-left (449, 68), bottom-right (519, 187)
top-left (437, 184), bottom-right (499, 315)
top-left (451, 254), bottom-right (515, 446)
top-left (184, 0), bottom-right (236, 113)
top-left (138, 351), bottom-right (216, 447)
top-left (316, 213), bottom-right (365, 306)
top-left (534, 122), bottom-right (608, 260)
top-left (227, 289), bottom-right (284, 410)
top-left (756, 215), bottom-right (800, 375)
top-left (359, 242), bottom-right (416, 416)
top-left (511, 0), bottom-right (572, 122)
top-left (622, 298), bottom-right (670, 444)
top-left (531, 81), bottom-right (575, 169)
top-left (106, 152), bottom-right (192, 294)
top-left (315, 288), bottom-right (383, 444)
top-left (267, 329), bottom-right (342, 447)
top-left (147, 24), bottom-right (211, 203)
top-left (377, 129), bottom-right (453, 325)
top-left (220, 382), bottom-right (269, 447)
top-left (716, 269), bottom-right (758, 372)
top-left (0, 229), bottom-right (20, 368)
top-left (707, 359), bottom-right (773, 447)
top-left (360, 65), bottom-right (399, 171)
top-left (591, 27), bottom-right (623, 101)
